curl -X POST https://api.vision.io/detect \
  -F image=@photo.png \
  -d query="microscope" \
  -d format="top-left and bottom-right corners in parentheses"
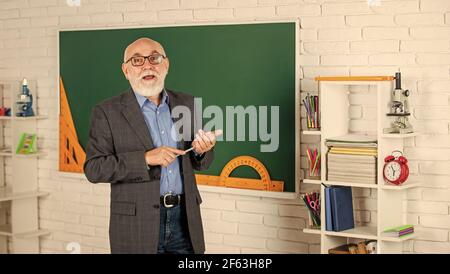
top-left (383, 72), bottom-right (413, 134)
top-left (16, 78), bottom-right (35, 117)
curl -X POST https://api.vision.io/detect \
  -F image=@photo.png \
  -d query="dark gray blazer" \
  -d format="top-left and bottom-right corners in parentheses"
top-left (83, 89), bottom-right (214, 254)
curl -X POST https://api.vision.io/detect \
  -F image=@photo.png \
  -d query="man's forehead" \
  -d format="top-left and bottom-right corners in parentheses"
top-left (125, 39), bottom-right (165, 59)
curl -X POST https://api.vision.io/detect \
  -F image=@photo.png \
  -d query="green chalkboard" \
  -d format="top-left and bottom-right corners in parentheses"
top-left (59, 22), bottom-right (296, 192)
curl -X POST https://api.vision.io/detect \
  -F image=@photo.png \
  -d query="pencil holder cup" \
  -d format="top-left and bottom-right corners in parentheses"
top-left (303, 94), bottom-right (320, 130)
top-left (307, 210), bottom-right (320, 229)
top-left (306, 148), bottom-right (321, 179)
top-left (308, 168), bottom-right (320, 179)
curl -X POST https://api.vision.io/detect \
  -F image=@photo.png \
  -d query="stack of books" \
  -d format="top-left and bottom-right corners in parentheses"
top-left (382, 224), bottom-right (414, 237)
top-left (325, 134), bottom-right (377, 184)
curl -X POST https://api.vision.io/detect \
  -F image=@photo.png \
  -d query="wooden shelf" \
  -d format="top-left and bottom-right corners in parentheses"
top-left (0, 147), bottom-right (11, 156)
top-left (0, 224), bottom-right (12, 236)
top-left (302, 179), bottom-right (322, 185)
top-left (14, 151), bottom-right (47, 158)
top-left (322, 180), bottom-right (420, 190)
top-left (306, 227), bottom-right (415, 242)
top-left (315, 76), bottom-right (394, 82)
top-left (318, 81), bottom-right (393, 86)
top-left (302, 130), bottom-right (321, 135)
top-left (379, 233), bottom-right (416, 242)
top-left (380, 181), bottom-right (421, 190)
top-left (324, 180), bottom-right (378, 189)
top-left (0, 148), bottom-right (47, 158)
top-left (17, 229), bottom-right (51, 239)
top-left (0, 115), bottom-right (47, 121)
top-left (324, 226), bottom-right (378, 240)
top-left (0, 224), bottom-right (50, 239)
top-left (380, 132), bottom-right (419, 139)
top-left (303, 228), bottom-right (321, 235)
top-left (0, 188), bottom-right (49, 202)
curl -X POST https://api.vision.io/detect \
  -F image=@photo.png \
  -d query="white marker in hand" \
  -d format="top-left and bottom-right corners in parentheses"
top-left (182, 129), bottom-right (223, 154)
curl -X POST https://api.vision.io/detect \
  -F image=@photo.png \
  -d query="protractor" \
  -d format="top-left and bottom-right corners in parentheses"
top-left (220, 156), bottom-right (271, 186)
top-left (195, 155), bottom-right (284, 192)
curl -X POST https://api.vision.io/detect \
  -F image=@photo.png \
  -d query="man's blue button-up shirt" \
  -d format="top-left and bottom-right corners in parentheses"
top-left (134, 90), bottom-right (183, 196)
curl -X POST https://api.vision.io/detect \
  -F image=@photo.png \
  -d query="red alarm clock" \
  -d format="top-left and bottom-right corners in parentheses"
top-left (383, 150), bottom-right (409, 185)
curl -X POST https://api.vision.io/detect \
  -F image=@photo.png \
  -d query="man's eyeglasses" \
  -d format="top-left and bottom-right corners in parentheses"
top-left (125, 54), bottom-right (166, 67)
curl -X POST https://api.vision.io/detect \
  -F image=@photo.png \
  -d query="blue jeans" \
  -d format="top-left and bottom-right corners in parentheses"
top-left (157, 203), bottom-right (194, 254)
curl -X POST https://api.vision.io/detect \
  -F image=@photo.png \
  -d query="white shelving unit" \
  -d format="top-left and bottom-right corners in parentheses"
top-left (301, 76), bottom-right (420, 254)
top-left (0, 80), bottom-right (49, 254)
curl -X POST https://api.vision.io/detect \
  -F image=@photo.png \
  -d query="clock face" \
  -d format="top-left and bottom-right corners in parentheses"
top-left (384, 161), bottom-right (402, 182)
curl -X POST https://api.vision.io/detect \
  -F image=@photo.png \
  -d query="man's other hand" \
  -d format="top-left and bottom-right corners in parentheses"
top-left (192, 129), bottom-right (220, 155)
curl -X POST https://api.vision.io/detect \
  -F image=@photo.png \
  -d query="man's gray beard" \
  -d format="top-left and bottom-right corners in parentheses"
top-left (131, 80), bottom-right (164, 97)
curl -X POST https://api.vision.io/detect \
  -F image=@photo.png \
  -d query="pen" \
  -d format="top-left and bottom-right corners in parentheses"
top-left (311, 96), bottom-right (314, 127)
top-left (312, 151), bottom-right (320, 176)
top-left (315, 96), bottom-right (318, 128)
top-left (303, 98), bottom-right (311, 128)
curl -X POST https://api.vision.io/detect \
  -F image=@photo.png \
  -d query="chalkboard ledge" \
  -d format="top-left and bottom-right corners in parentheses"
top-left (198, 185), bottom-right (297, 200)
top-left (57, 171), bottom-right (297, 200)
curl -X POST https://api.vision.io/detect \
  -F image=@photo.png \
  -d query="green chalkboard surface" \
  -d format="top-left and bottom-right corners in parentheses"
top-left (59, 22), bottom-right (296, 192)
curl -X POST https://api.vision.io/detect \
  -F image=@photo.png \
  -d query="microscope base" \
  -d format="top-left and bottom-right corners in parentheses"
top-left (383, 126), bottom-right (414, 134)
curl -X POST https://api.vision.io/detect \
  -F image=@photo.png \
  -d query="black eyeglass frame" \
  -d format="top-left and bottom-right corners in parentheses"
top-left (124, 53), bottom-right (167, 66)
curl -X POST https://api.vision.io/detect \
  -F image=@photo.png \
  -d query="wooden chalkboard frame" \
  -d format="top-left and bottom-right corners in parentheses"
top-left (57, 20), bottom-right (300, 198)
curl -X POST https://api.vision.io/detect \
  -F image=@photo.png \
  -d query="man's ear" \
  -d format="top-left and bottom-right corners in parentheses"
top-left (165, 57), bottom-right (170, 73)
top-left (121, 63), bottom-right (129, 80)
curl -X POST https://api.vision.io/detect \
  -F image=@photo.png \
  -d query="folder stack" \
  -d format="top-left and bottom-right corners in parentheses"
top-left (325, 134), bottom-right (377, 185)
top-left (382, 224), bottom-right (414, 237)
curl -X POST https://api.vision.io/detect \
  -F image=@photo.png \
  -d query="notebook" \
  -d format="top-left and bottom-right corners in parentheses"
top-left (329, 186), bottom-right (354, 232)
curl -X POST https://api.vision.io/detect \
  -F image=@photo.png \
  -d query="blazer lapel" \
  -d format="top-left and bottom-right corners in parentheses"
top-left (121, 89), bottom-right (154, 151)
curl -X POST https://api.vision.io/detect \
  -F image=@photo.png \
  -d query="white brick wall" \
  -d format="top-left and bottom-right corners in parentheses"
top-left (0, 0), bottom-right (449, 254)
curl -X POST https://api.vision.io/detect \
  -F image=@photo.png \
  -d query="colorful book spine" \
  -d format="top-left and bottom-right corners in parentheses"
top-left (325, 187), bottom-right (333, 231)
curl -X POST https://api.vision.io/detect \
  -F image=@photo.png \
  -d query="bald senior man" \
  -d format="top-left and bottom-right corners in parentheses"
top-left (84, 38), bottom-right (216, 254)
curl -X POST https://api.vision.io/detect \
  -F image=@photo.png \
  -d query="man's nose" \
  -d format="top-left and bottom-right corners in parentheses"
top-left (142, 59), bottom-right (155, 70)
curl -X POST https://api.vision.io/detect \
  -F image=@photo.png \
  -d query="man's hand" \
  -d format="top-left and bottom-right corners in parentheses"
top-left (192, 129), bottom-right (221, 155)
top-left (145, 146), bottom-right (186, 167)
